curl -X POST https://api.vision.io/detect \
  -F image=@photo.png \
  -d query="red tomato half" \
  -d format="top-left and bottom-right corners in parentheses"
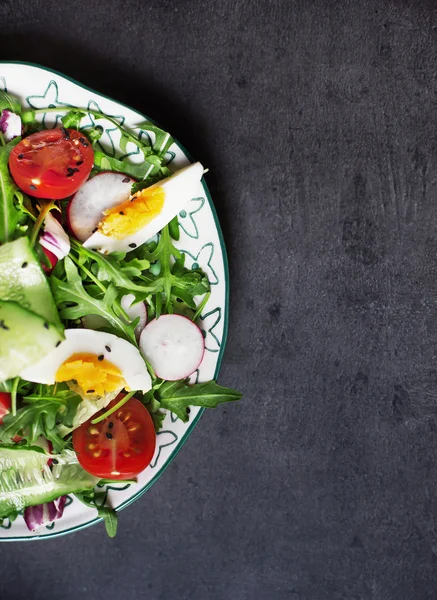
top-left (0, 392), bottom-right (11, 423)
top-left (9, 128), bottom-right (94, 199)
top-left (73, 396), bottom-right (156, 480)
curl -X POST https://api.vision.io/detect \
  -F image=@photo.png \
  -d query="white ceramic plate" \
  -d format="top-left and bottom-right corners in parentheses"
top-left (0, 62), bottom-right (229, 540)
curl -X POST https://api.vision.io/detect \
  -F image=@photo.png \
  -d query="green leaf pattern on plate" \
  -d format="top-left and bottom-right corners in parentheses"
top-left (79, 99), bottom-right (126, 157)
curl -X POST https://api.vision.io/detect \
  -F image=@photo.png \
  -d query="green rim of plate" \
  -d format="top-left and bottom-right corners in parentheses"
top-left (0, 61), bottom-right (230, 541)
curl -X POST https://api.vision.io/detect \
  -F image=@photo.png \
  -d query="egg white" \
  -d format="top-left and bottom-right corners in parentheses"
top-left (82, 162), bottom-right (204, 254)
top-left (19, 328), bottom-right (152, 393)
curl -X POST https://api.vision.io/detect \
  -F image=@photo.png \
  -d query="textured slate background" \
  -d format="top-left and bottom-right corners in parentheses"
top-left (1, 0), bottom-right (437, 598)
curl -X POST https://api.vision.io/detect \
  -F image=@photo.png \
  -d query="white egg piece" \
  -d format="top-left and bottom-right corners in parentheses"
top-left (82, 162), bottom-right (203, 254)
top-left (19, 328), bottom-right (152, 394)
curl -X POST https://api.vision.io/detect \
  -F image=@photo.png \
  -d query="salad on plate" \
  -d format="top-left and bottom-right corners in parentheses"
top-left (0, 89), bottom-right (241, 537)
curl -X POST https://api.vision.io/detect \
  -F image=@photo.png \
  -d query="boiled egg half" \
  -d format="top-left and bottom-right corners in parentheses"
top-left (68, 162), bottom-right (204, 254)
top-left (20, 329), bottom-right (152, 396)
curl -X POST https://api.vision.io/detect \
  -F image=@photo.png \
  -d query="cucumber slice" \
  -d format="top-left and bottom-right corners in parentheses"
top-left (0, 446), bottom-right (98, 517)
top-left (0, 300), bottom-right (64, 380)
top-left (0, 237), bottom-right (62, 328)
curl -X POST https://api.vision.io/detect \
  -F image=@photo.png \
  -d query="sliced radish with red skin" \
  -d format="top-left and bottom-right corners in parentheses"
top-left (139, 314), bottom-right (205, 380)
top-left (121, 294), bottom-right (147, 338)
top-left (67, 172), bottom-right (135, 241)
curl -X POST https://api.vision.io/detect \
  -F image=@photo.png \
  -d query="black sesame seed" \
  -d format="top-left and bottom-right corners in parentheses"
top-left (21, 262), bottom-right (28, 268)
top-left (122, 177), bottom-right (130, 183)
top-left (92, 227), bottom-right (98, 233)
top-left (129, 243), bottom-right (137, 248)
top-left (0, 320), bottom-right (9, 331)
top-left (44, 322), bottom-right (49, 329)
top-left (106, 432), bottom-right (113, 440)
top-left (79, 137), bottom-right (89, 147)
top-left (108, 422), bottom-right (114, 429)
top-left (18, 153), bottom-right (23, 159)
top-left (186, 407), bottom-right (191, 414)
top-left (87, 389), bottom-right (95, 394)
top-left (29, 184), bottom-right (37, 191)
top-left (98, 354), bottom-right (104, 361)
top-left (56, 341), bottom-right (61, 347)
top-left (105, 345), bottom-right (111, 352)
top-left (60, 127), bottom-right (70, 140)
top-left (76, 160), bottom-right (83, 166)
top-left (119, 211), bottom-right (124, 216)
top-left (67, 167), bottom-right (79, 177)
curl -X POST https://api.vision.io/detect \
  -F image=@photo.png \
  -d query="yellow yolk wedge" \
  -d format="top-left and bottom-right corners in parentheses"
top-left (98, 186), bottom-right (165, 239)
top-left (55, 353), bottom-right (126, 397)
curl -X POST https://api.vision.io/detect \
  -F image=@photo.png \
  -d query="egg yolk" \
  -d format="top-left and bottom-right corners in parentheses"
top-left (97, 185), bottom-right (165, 239)
top-left (55, 353), bottom-right (126, 396)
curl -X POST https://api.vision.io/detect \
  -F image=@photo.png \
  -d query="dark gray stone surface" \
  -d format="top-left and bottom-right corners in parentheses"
top-left (1, 0), bottom-right (437, 598)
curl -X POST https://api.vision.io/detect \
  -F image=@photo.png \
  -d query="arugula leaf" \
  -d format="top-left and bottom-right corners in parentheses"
top-left (93, 152), bottom-right (152, 179)
top-left (75, 489), bottom-right (118, 538)
top-left (0, 138), bottom-right (30, 243)
top-left (157, 381), bottom-right (242, 422)
top-left (151, 410), bottom-right (165, 432)
top-left (168, 215), bottom-right (180, 241)
top-left (83, 125), bottom-right (104, 144)
top-left (71, 240), bottom-right (154, 295)
top-left (0, 400), bottom-right (67, 452)
top-left (0, 382), bottom-right (82, 451)
top-left (0, 91), bottom-right (21, 114)
top-left (51, 257), bottom-right (137, 344)
top-left (128, 226), bottom-right (210, 317)
top-left (98, 505), bottom-right (118, 537)
top-left (61, 110), bottom-right (86, 129)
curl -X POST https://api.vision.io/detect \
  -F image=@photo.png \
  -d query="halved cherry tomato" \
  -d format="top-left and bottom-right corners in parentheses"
top-left (73, 395), bottom-right (156, 480)
top-left (41, 246), bottom-right (58, 273)
top-left (9, 128), bottom-right (94, 199)
top-left (0, 392), bottom-right (11, 423)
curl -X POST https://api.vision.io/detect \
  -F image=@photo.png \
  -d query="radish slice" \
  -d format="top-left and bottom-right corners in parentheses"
top-left (120, 294), bottom-right (147, 338)
top-left (68, 172), bottom-right (135, 241)
top-left (139, 314), bottom-right (204, 380)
